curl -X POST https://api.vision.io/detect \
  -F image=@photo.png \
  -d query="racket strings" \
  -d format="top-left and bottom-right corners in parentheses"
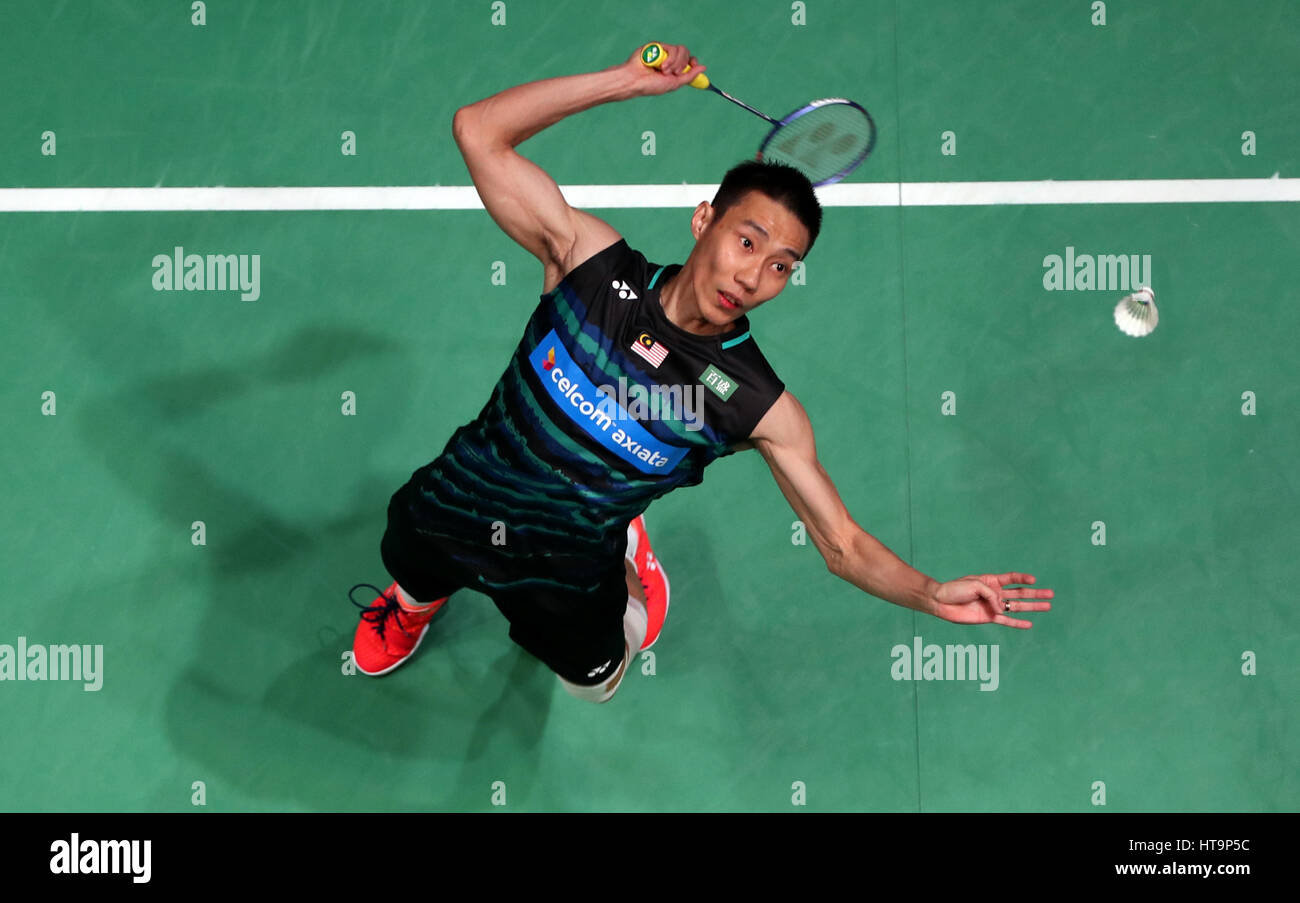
top-left (761, 102), bottom-right (876, 186)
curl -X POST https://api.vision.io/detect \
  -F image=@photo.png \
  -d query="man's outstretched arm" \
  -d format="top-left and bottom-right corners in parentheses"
top-left (452, 44), bottom-right (704, 293)
top-left (749, 392), bottom-right (1054, 627)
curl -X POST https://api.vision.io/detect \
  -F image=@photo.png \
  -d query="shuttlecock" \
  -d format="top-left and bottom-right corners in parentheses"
top-left (1114, 287), bottom-right (1158, 337)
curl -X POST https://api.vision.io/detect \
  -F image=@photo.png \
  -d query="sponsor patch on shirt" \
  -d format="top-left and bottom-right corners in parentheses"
top-left (529, 329), bottom-right (689, 474)
top-left (699, 363), bottom-right (739, 401)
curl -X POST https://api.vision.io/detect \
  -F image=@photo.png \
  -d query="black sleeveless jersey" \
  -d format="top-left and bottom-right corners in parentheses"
top-left (396, 239), bottom-right (786, 592)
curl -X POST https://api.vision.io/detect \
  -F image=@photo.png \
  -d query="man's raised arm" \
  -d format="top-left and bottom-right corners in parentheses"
top-left (452, 44), bottom-right (704, 293)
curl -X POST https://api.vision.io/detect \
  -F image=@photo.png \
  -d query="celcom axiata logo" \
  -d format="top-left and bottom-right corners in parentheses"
top-left (529, 331), bottom-right (692, 474)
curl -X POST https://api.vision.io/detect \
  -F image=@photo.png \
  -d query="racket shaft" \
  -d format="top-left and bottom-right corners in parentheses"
top-left (708, 85), bottom-right (779, 125)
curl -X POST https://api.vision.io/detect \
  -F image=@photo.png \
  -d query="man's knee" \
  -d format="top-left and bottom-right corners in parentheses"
top-left (557, 643), bottom-right (629, 704)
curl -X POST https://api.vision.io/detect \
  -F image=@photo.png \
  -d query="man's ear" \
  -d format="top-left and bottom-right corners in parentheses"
top-left (691, 201), bottom-right (714, 240)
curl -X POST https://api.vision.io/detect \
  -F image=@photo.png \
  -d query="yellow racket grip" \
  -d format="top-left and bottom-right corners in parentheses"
top-left (639, 42), bottom-right (710, 90)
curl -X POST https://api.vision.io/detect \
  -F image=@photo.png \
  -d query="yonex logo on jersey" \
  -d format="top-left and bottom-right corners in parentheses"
top-left (631, 332), bottom-right (669, 368)
top-left (587, 659), bottom-right (614, 678)
top-left (612, 280), bottom-right (638, 300)
top-left (699, 364), bottom-right (739, 401)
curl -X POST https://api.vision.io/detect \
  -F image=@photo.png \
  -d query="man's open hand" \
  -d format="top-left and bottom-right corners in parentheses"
top-left (930, 572), bottom-right (1054, 629)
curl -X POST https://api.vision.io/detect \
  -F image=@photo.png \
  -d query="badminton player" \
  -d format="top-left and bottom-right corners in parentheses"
top-left (350, 43), bottom-right (1054, 703)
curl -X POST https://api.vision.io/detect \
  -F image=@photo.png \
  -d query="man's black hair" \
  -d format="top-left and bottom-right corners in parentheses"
top-left (709, 160), bottom-right (822, 258)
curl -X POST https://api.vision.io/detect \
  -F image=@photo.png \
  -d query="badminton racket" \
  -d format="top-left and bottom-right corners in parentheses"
top-left (640, 42), bottom-right (877, 186)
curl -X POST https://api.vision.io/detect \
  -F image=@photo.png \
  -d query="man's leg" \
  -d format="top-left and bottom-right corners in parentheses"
top-left (351, 513), bottom-right (465, 677)
top-left (555, 592), bottom-right (647, 703)
top-left (625, 557), bottom-right (647, 605)
top-left (512, 519), bottom-right (664, 704)
top-left (556, 538), bottom-right (652, 703)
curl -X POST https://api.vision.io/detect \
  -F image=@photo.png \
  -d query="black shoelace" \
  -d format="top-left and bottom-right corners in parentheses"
top-left (348, 583), bottom-right (408, 641)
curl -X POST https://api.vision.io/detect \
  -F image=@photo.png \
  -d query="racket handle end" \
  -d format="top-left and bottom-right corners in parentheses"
top-left (639, 42), bottom-right (710, 90)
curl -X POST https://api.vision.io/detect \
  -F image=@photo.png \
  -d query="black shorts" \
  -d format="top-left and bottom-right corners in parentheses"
top-left (379, 493), bottom-right (629, 687)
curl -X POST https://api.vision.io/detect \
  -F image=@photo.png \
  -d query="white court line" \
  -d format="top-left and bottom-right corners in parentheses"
top-left (0, 179), bottom-right (1297, 211)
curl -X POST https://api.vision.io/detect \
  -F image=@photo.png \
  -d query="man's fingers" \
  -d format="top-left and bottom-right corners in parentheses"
top-left (678, 59), bottom-right (705, 83)
top-left (1001, 586), bottom-right (1054, 600)
top-left (989, 572), bottom-right (1055, 599)
top-left (992, 572), bottom-right (1035, 585)
top-left (662, 44), bottom-right (688, 74)
top-left (662, 45), bottom-right (701, 80)
top-left (1009, 601), bottom-right (1052, 612)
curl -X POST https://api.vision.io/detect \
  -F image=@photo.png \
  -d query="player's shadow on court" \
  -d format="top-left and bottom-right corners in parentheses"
top-left (164, 616), bottom-right (554, 810)
top-left (70, 323), bottom-right (554, 810)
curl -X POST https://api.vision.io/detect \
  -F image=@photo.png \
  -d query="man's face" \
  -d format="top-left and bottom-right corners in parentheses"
top-left (687, 190), bottom-right (810, 326)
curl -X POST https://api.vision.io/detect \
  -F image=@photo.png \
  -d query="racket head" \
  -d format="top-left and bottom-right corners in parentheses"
top-left (757, 98), bottom-right (877, 186)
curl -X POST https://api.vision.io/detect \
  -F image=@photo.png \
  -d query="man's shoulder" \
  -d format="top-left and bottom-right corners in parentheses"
top-left (553, 237), bottom-right (666, 296)
top-left (748, 389), bottom-right (804, 445)
top-left (720, 315), bottom-right (785, 383)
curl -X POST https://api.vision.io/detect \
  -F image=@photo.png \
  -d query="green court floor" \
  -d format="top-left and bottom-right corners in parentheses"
top-left (1, 0), bottom-right (1295, 812)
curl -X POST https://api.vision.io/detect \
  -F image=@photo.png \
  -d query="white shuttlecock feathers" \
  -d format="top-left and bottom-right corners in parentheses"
top-left (1114, 287), bottom-right (1158, 337)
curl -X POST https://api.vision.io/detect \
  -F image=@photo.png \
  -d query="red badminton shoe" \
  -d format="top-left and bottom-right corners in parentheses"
top-left (349, 582), bottom-right (448, 676)
top-left (626, 515), bottom-right (670, 650)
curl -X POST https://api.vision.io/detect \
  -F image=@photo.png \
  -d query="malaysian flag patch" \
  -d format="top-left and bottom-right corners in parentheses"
top-left (631, 332), bottom-right (669, 368)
